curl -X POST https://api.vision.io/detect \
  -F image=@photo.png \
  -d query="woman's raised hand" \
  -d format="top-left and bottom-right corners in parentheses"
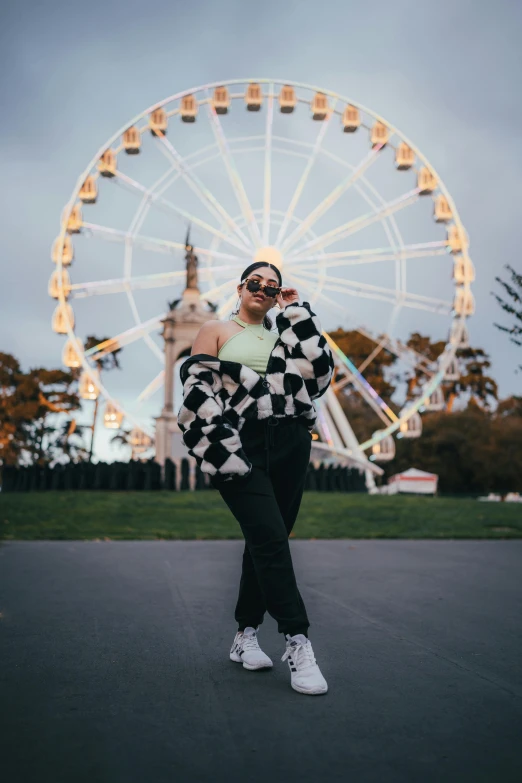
top-left (276, 287), bottom-right (300, 309)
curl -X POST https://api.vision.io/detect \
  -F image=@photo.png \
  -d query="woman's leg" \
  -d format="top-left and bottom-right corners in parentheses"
top-left (228, 419), bottom-right (268, 631)
top-left (269, 422), bottom-right (312, 635)
top-left (234, 543), bottom-right (265, 632)
top-left (271, 423), bottom-right (311, 536)
top-left (236, 423), bottom-right (311, 633)
top-left (216, 463), bottom-right (310, 637)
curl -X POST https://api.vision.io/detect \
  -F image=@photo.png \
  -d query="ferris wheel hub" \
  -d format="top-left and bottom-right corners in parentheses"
top-left (253, 246), bottom-right (283, 271)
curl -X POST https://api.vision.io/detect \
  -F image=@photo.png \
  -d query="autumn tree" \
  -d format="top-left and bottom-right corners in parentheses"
top-left (327, 328), bottom-right (398, 444)
top-left (443, 346), bottom-right (498, 412)
top-left (0, 352), bottom-right (83, 466)
top-left (0, 353), bottom-right (24, 463)
top-left (404, 333), bottom-right (446, 400)
top-left (326, 328), bottom-right (499, 447)
top-left (397, 333), bottom-right (497, 412)
top-left (328, 328), bottom-right (396, 400)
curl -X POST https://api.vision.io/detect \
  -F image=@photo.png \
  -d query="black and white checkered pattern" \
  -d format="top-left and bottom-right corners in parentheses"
top-left (177, 301), bottom-right (334, 484)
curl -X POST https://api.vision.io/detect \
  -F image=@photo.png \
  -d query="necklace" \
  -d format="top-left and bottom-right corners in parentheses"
top-left (234, 315), bottom-right (265, 340)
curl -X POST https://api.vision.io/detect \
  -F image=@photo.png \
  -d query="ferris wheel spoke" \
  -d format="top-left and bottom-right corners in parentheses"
top-left (275, 103), bottom-right (338, 248)
top-left (287, 272), bottom-right (438, 375)
top-left (356, 337), bottom-right (389, 376)
top-left (83, 314), bottom-right (164, 361)
top-left (135, 370), bottom-right (166, 408)
top-left (285, 272), bottom-right (398, 426)
top-left (286, 241), bottom-right (448, 271)
top-left (286, 189), bottom-right (420, 260)
top-left (153, 131), bottom-right (252, 252)
top-left (71, 264), bottom-right (244, 299)
top-left (333, 334), bottom-right (433, 397)
top-left (206, 101), bottom-right (262, 248)
top-left (82, 222), bottom-right (246, 264)
top-left (281, 144), bottom-right (384, 255)
top-left (287, 271), bottom-right (436, 376)
top-left (113, 171), bottom-right (250, 254)
top-left (217, 288), bottom-right (242, 319)
top-left (332, 339), bottom-right (390, 394)
top-left (262, 84), bottom-right (275, 246)
top-left (290, 269), bottom-right (451, 314)
top-left (72, 271), bottom-right (185, 298)
top-left (353, 325), bottom-right (436, 376)
top-left (204, 277), bottom-right (240, 303)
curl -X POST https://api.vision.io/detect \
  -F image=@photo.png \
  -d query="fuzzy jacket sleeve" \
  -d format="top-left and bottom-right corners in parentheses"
top-left (177, 365), bottom-right (253, 483)
top-left (275, 301), bottom-right (335, 400)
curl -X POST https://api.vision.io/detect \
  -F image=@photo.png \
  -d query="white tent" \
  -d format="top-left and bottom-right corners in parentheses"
top-left (387, 467), bottom-right (438, 495)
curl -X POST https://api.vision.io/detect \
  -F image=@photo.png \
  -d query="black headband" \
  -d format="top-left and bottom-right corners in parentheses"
top-left (240, 261), bottom-right (282, 288)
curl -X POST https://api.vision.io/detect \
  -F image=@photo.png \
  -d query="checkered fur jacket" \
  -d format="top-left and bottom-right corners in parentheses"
top-left (177, 301), bottom-right (335, 484)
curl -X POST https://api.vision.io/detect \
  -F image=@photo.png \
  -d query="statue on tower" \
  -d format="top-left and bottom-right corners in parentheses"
top-left (184, 227), bottom-right (199, 291)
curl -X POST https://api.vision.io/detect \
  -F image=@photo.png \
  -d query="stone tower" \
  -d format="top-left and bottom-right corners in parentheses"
top-left (155, 237), bottom-right (219, 467)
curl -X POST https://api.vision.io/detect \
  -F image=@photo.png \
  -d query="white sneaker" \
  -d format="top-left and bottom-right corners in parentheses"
top-left (230, 626), bottom-right (273, 670)
top-left (282, 634), bottom-right (328, 695)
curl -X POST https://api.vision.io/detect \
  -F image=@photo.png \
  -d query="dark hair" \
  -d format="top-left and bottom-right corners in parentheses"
top-left (236, 261), bottom-right (283, 331)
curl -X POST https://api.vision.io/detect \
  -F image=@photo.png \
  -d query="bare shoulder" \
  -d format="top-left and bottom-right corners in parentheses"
top-left (197, 319), bottom-right (235, 338)
top-left (191, 319), bottom-right (239, 356)
top-left (196, 320), bottom-right (220, 335)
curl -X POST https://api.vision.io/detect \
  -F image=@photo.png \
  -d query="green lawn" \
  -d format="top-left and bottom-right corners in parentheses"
top-left (1, 492), bottom-right (521, 540)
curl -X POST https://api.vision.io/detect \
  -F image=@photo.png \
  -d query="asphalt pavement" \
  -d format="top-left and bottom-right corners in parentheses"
top-left (1, 539), bottom-right (521, 783)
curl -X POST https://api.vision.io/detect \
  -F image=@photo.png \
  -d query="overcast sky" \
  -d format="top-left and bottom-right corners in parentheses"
top-left (1, 0), bottom-right (521, 460)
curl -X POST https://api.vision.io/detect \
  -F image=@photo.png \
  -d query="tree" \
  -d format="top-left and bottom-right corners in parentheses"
top-left (383, 404), bottom-right (522, 494)
top-left (495, 395), bottom-right (522, 418)
top-left (84, 336), bottom-right (122, 372)
top-left (493, 265), bottom-right (522, 372)
top-left (326, 328), bottom-right (499, 448)
top-left (404, 333), bottom-right (446, 400)
top-left (54, 419), bottom-right (89, 463)
top-left (110, 427), bottom-right (133, 459)
top-left (444, 346), bottom-right (498, 412)
top-left (0, 353), bottom-right (24, 464)
top-left (83, 336), bottom-right (122, 462)
top-left (327, 328), bottom-right (398, 444)
top-left (110, 427), bottom-right (154, 461)
top-left (400, 333), bottom-right (497, 412)
top-left (393, 333), bottom-right (498, 413)
top-left (0, 352), bottom-right (82, 466)
top-left (328, 328), bottom-right (396, 401)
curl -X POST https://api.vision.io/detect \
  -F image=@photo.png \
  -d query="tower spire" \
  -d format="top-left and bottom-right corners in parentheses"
top-left (184, 225), bottom-right (199, 291)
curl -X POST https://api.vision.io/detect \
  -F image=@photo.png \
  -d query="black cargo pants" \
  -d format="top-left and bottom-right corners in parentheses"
top-left (211, 414), bottom-right (312, 638)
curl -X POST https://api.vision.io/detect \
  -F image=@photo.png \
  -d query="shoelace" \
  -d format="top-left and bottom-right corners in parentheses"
top-left (241, 633), bottom-right (261, 653)
top-left (281, 639), bottom-right (317, 670)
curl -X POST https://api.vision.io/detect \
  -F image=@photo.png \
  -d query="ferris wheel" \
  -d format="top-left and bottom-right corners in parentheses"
top-left (49, 78), bottom-right (474, 468)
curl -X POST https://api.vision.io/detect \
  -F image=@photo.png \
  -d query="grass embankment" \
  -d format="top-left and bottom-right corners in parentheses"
top-left (0, 492), bottom-right (521, 540)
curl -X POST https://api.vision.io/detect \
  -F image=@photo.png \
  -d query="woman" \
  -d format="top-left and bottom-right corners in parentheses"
top-left (177, 261), bottom-right (334, 695)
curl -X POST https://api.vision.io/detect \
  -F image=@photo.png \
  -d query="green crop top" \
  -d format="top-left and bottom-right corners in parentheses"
top-left (217, 315), bottom-right (278, 377)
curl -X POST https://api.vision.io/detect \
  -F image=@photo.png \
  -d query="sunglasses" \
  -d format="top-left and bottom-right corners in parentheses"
top-left (243, 278), bottom-right (281, 298)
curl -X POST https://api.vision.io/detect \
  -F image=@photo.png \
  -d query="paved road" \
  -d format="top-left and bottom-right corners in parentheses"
top-left (1, 540), bottom-right (521, 783)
